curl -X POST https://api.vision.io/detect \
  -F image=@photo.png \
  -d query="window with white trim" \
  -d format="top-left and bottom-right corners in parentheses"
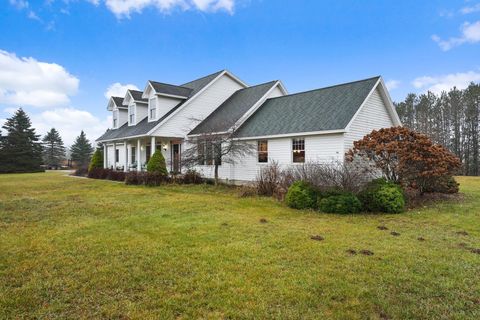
top-left (112, 110), bottom-right (118, 128)
top-left (292, 138), bottom-right (305, 163)
top-left (129, 105), bottom-right (135, 125)
top-left (257, 140), bottom-right (268, 163)
top-left (149, 97), bottom-right (156, 120)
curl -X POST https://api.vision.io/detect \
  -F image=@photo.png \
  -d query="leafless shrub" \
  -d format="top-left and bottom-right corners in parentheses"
top-left (255, 161), bottom-right (283, 197)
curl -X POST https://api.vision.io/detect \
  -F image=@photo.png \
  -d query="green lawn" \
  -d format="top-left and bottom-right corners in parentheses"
top-left (0, 172), bottom-right (479, 319)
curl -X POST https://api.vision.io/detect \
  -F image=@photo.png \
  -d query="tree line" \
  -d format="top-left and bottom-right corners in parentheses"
top-left (395, 82), bottom-right (480, 176)
top-left (0, 108), bottom-right (95, 173)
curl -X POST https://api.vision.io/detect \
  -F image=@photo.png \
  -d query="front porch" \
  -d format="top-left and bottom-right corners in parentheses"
top-left (102, 136), bottom-right (183, 173)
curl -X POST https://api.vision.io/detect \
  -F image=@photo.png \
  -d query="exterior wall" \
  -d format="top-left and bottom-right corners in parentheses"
top-left (105, 142), bottom-right (127, 169)
top-left (135, 103), bottom-right (148, 124)
top-left (343, 87), bottom-right (395, 153)
top-left (146, 94), bottom-right (183, 122)
top-left (152, 74), bottom-right (246, 138)
top-left (267, 86), bottom-right (284, 99)
top-left (193, 133), bottom-right (344, 182)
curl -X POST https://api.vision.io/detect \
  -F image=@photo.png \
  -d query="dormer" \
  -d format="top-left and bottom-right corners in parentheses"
top-left (107, 96), bottom-right (128, 129)
top-left (123, 90), bottom-right (148, 126)
top-left (142, 80), bottom-right (192, 122)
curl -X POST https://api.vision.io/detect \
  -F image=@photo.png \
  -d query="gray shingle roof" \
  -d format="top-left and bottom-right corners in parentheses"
top-left (96, 70), bottom-right (225, 142)
top-left (112, 97), bottom-right (126, 108)
top-left (148, 81), bottom-right (193, 98)
top-left (129, 90), bottom-right (148, 103)
top-left (234, 76), bottom-right (380, 138)
top-left (189, 81), bottom-right (278, 135)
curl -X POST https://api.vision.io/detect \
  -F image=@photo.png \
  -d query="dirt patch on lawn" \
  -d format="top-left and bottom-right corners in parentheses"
top-left (377, 226), bottom-right (388, 230)
top-left (310, 235), bottom-right (324, 241)
top-left (360, 249), bottom-right (374, 256)
top-left (390, 231), bottom-right (401, 236)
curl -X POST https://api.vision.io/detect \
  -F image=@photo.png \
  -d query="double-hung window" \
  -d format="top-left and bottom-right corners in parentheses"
top-left (131, 146), bottom-right (136, 164)
top-left (292, 138), bottom-right (305, 163)
top-left (258, 140), bottom-right (268, 163)
top-left (149, 98), bottom-right (156, 120)
top-left (113, 110), bottom-right (118, 128)
top-left (129, 105), bottom-right (135, 125)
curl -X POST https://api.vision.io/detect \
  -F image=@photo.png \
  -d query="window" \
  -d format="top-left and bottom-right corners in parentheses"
top-left (205, 142), bottom-right (213, 165)
top-left (115, 149), bottom-right (119, 163)
top-left (197, 141), bottom-right (205, 165)
top-left (292, 138), bottom-right (305, 163)
top-left (197, 141), bottom-right (221, 166)
top-left (257, 140), bottom-right (268, 163)
top-left (146, 146), bottom-right (151, 162)
top-left (149, 98), bottom-right (156, 120)
top-left (129, 105), bottom-right (135, 125)
top-left (131, 146), bottom-right (136, 163)
top-left (113, 110), bottom-right (118, 128)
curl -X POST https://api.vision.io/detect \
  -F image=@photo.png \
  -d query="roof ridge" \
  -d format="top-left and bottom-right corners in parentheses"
top-left (148, 80), bottom-right (192, 90)
top-left (265, 76), bottom-right (380, 101)
top-left (181, 69), bottom-right (225, 86)
top-left (235, 80), bottom-right (278, 92)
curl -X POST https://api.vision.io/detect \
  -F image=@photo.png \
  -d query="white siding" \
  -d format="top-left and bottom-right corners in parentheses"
top-left (155, 96), bottom-right (183, 121)
top-left (105, 143), bottom-right (127, 169)
top-left (152, 74), bottom-right (246, 137)
top-left (266, 86), bottom-right (284, 99)
top-left (135, 103), bottom-right (148, 124)
top-left (193, 133), bottom-right (344, 182)
top-left (344, 87), bottom-right (395, 152)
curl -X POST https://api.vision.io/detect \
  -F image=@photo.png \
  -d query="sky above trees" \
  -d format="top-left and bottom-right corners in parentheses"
top-left (1, 0), bottom-right (479, 144)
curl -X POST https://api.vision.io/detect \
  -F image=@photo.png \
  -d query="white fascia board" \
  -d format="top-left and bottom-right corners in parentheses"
top-left (156, 92), bottom-right (189, 100)
top-left (344, 78), bottom-right (381, 132)
top-left (107, 98), bottom-right (115, 111)
top-left (97, 134), bottom-right (183, 143)
top-left (142, 82), bottom-right (155, 99)
top-left (234, 129), bottom-right (346, 141)
top-left (378, 77), bottom-right (402, 126)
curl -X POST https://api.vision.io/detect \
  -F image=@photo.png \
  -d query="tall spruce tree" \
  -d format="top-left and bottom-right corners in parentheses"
top-left (70, 130), bottom-right (94, 168)
top-left (0, 108), bottom-right (43, 173)
top-left (42, 128), bottom-right (66, 169)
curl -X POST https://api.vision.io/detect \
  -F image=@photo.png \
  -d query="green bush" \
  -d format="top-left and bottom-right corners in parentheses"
top-left (359, 178), bottom-right (405, 213)
top-left (318, 193), bottom-right (362, 214)
top-left (146, 151), bottom-right (167, 175)
top-left (423, 175), bottom-right (459, 194)
top-left (285, 181), bottom-right (318, 209)
top-left (88, 149), bottom-right (103, 172)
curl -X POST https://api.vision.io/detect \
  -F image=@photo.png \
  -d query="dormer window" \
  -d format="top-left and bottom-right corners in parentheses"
top-left (129, 105), bottom-right (135, 125)
top-left (112, 110), bottom-right (118, 128)
top-left (149, 97), bottom-right (156, 120)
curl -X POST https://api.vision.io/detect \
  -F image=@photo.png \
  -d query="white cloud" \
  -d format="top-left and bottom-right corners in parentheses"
top-left (9, 0), bottom-right (29, 10)
top-left (432, 20), bottom-right (480, 50)
top-left (385, 80), bottom-right (400, 90)
top-left (30, 108), bottom-right (111, 146)
top-left (100, 0), bottom-right (235, 18)
top-left (461, 3), bottom-right (480, 14)
top-left (104, 82), bottom-right (139, 99)
top-left (0, 50), bottom-right (79, 108)
top-left (412, 70), bottom-right (480, 94)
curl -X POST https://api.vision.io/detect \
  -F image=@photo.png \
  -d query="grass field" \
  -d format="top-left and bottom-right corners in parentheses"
top-left (0, 172), bottom-right (479, 319)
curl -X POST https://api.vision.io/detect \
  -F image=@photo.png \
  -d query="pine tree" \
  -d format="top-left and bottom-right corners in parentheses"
top-left (70, 131), bottom-right (94, 168)
top-left (42, 128), bottom-right (66, 169)
top-left (0, 108), bottom-right (43, 173)
top-left (88, 149), bottom-right (104, 172)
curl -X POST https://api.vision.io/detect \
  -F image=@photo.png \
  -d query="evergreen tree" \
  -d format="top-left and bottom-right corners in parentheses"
top-left (0, 108), bottom-right (43, 173)
top-left (70, 130), bottom-right (94, 168)
top-left (42, 128), bottom-right (66, 169)
top-left (88, 149), bottom-right (103, 172)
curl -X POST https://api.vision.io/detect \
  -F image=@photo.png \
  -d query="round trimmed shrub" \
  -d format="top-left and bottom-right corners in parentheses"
top-left (285, 180), bottom-right (318, 209)
top-left (147, 150), bottom-right (168, 175)
top-left (318, 193), bottom-right (362, 214)
top-left (359, 178), bottom-right (405, 213)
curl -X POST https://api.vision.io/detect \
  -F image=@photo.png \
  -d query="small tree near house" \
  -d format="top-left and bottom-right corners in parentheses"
top-left (346, 126), bottom-right (461, 193)
top-left (182, 123), bottom-right (254, 185)
top-left (70, 131), bottom-right (94, 169)
top-left (88, 149), bottom-right (103, 172)
top-left (147, 150), bottom-right (168, 175)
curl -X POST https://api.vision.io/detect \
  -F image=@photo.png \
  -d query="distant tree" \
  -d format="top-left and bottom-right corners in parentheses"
top-left (0, 108), bottom-right (43, 173)
top-left (346, 126), bottom-right (461, 193)
top-left (70, 131), bottom-right (94, 168)
top-left (88, 149), bottom-right (104, 172)
top-left (42, 128), bottom-right (66, 169)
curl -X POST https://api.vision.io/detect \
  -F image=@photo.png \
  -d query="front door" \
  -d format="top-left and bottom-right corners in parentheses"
top-left (172, 143), bottom-right (181, 173)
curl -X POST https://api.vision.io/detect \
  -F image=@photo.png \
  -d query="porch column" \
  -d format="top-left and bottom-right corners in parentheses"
top-left (137, 139), bottom-right (141, 171)
top-left (124, 141), bottom-right (128, 172)
top-left (151, 136), bottom-right (156, 156)
top-left (103, 143), bottom-right (107, 169)
top-left (112, 142), bottom-right (117, 170)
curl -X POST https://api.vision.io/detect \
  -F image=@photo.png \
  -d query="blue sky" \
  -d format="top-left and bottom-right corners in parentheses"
top-left (1, 0), bottom-right (479, 144)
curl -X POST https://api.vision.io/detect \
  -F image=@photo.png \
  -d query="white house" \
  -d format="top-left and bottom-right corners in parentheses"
top-left (97, 70), bottom-right (401, 182)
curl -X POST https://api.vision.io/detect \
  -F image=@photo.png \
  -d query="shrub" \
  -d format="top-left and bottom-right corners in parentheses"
top-left (88, 149), bottom-right (103, 172)
top-left (285, 181), bottom-right (318, 209)
top-left (147, 151), bottom-right (168, 175)
top-left (107, 170), bottom-right (126, 182)
top-left (255, 161), bottom-right (282, 197)
top-left (423, 175), bottom-right (459, 194)
top-left (346, 126), bottom-right (461, 193)
top-left (125, 171), bottom-right (143, 185)
top-left (359, 179), bottom-right (405, 213)
top-left (183, 169), bottom-right (203, 184)
top-left (318, 193), bottom-right (362, 214)
top-left (73, 166), bottom-right (88, 177)
top-left (144, 172), bottom-right (167, 186)
top-left (88, 167), bottom-right (110, 179)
